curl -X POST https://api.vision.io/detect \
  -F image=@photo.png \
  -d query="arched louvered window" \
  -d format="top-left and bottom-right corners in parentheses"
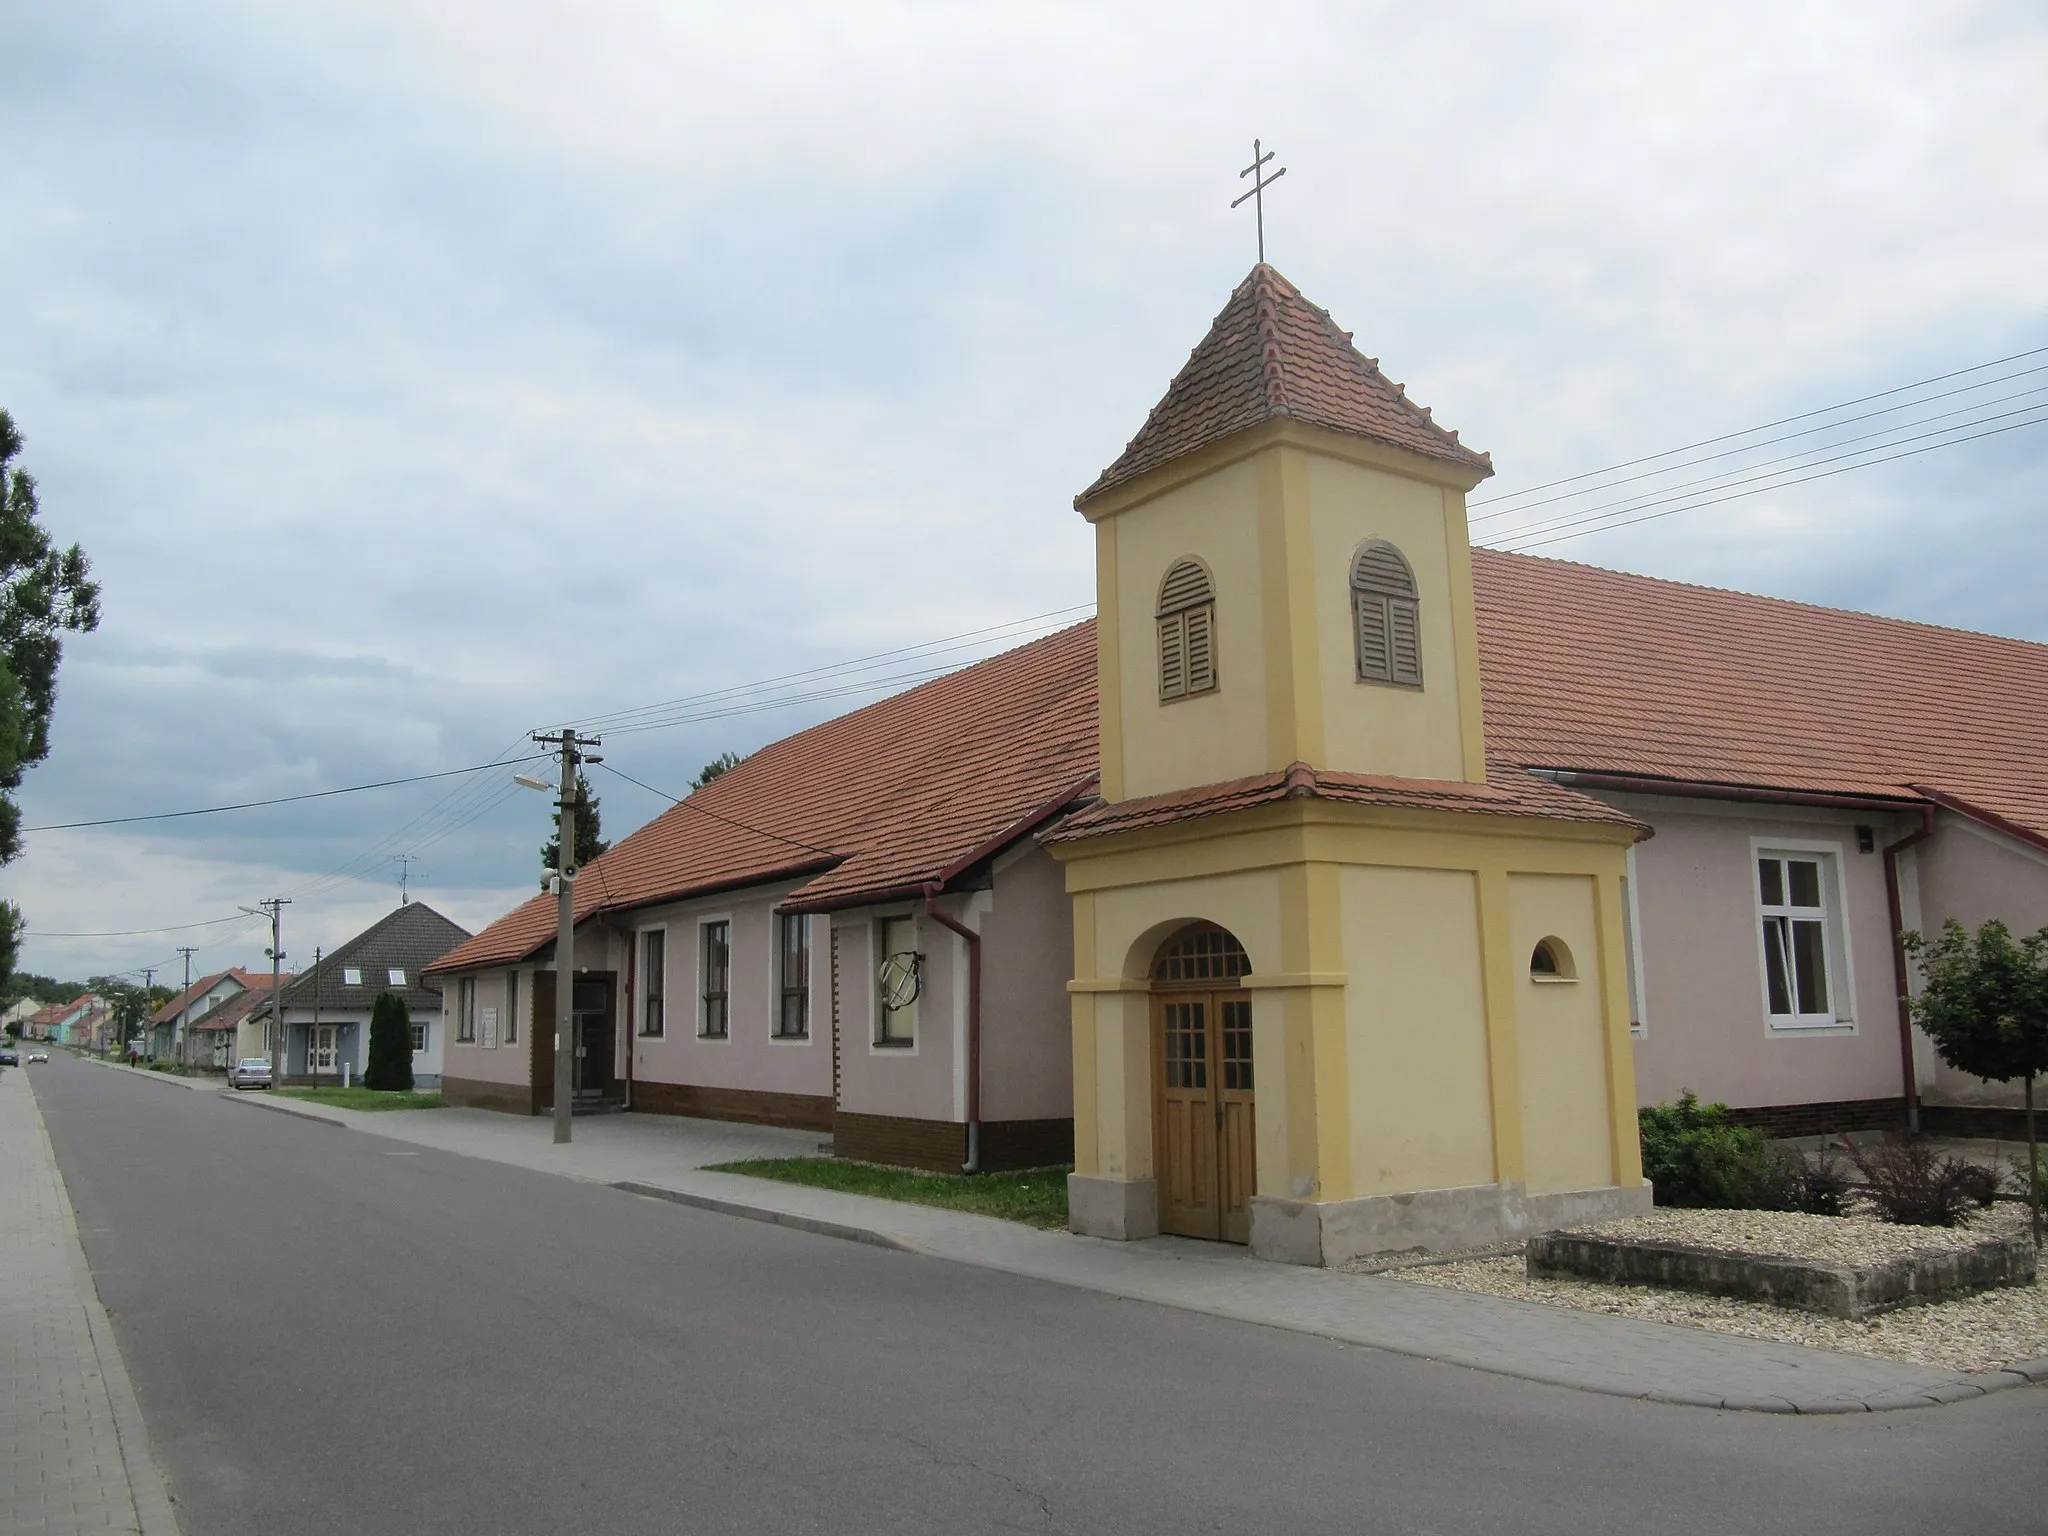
top-left (1156, 558), bottom-right (1217, 702)
top-left (1351, 540), bottom-right (1422, 688)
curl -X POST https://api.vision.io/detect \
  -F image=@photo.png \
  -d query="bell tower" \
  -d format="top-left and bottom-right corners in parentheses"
top-left (1076, 264), bottom-right (1495, 802)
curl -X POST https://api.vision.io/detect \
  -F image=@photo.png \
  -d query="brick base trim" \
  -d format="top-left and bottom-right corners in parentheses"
top-left (631, 1080), bottom-right (834, 1133)
top-left (1920, 1104), bottom-right (2041, 1141)
top-left (1720, 1097), bottom-right (1907, 1138)
top-left (442, 1076), bottom-right (537, 1115)
top-left (832, 1111), bottom-right (1075, 1173)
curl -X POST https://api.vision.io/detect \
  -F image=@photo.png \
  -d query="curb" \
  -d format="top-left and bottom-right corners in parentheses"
top-left (224, 1093), bottom-right (350, 1129)
top-left (611, 1180), bottom-right (918, 1253)
top-left (59, 1054), bottom-right (222, 1092)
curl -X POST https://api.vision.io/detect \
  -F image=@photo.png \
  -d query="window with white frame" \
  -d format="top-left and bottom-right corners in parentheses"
top-left (410, 1021), bottom-right (427, 1053)
top-left (777, 913), bottom-right (809, 1039)
top-left (457, 977), bottom-right (477, 1042)
top-left (1756, 850), bottom-right (1847, 1028)
top-left (641, 929), bottom-right (666, 1037)
top-left (504, 970), bottom-right (519, 1045)
top-left (700, 921), bottom-right (730, 1038)
top-left (875, 915), bottom-right (919, 1047)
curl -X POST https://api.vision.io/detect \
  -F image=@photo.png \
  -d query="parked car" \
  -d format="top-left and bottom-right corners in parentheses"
top-left (27, 1050), bottom-right (49, 1063)
top-left (226, 1057), bottom-right (273, 1090)
top-left (0, 1047), bottom-right (19, 1067)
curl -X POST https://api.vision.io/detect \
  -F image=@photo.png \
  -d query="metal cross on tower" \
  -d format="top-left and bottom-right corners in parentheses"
top-left (1231, 138), bottom-right (1286, 264)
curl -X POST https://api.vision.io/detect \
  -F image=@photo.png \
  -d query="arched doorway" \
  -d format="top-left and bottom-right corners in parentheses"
top-left (1151, 923), bottom-right (1255, 1243)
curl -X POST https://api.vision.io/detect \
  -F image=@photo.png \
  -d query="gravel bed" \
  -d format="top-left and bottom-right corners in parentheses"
top-left (1369, 1206), bottom-right (2047, 1373)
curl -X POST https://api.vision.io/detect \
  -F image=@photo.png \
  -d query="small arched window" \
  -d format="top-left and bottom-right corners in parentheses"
top-left (1530, 938), bottom-right (1577, 981)
top-left (1351, 540), bottom-right (1422, 688)
top-left (1157, 558), bottom-right (1217, 702)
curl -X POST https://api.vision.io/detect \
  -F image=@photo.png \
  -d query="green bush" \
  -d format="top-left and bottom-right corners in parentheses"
top-left (364, 992), bottom-right (414, 1092)
top-left (1638, 1092), bottom-right (1782, 1209)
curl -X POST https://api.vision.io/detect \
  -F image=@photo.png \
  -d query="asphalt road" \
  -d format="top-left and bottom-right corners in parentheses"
top-left (31, 1053), bottom-right (2048, 1536)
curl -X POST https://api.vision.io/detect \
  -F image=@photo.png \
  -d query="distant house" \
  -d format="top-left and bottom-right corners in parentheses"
top-left (245, 904), bottom-right (472, 1086)
top-left (147, 968), bottom-right (275, 1064)
top-left (30, 994), bottom-right (108, 1048)
top-left (185, 984), bottom-right (284, 1071)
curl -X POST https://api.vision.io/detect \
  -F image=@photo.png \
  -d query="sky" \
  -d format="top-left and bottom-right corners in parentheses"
top-left (3, 1), bottom-right (2044, 984)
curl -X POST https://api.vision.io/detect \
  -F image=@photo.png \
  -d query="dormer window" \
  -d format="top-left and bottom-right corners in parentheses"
top-left (343, 967), bottom-right (362, 986)
top-left (1351, 540), bottom-right (1422, 688)
top-left (1156, 558), bottom-right (1217, 702)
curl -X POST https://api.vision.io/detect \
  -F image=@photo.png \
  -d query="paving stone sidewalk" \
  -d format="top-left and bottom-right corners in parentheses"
top-left (231, 1089), bottom-right (2048, 1415)
top-left (0, 1068), bottom-right (179, 1536)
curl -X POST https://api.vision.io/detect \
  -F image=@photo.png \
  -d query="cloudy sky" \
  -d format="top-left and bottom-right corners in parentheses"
top-left (4, 1), bottom-right (2044, 984)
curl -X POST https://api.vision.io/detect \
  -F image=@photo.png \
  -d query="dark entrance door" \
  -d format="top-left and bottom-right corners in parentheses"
top-left (573, 977), bottom-right (612, 1097)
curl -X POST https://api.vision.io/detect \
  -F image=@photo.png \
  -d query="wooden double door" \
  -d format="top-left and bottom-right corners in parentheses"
top-left (1153, 986), bottom-right (1256, 1243)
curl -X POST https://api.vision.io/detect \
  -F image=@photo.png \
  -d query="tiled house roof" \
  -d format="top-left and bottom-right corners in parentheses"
top-left (1075, 264), bottom-right (1493, 508)
top-left (435, 553), bottom-right (2048, 973)
top-left (187, 983), bottom-right (279, 1033)
top-left (151, 971), bottom-right (237, 1027)
top-left (254, 903), bottom-right (471, 1019)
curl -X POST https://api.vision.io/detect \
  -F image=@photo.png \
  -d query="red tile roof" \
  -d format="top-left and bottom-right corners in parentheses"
top-left (151, 971), bottom-right (237, 1026)
top-left (1042, 759), bottom-right (1642, 844)
top-left (427, 622), bottom-right (1101, 974)
top-left (435, 553), bottom-right (2048, 972)
top-left (1076, 264), bottom-right (1493, 508)
top-left (1471, 550), bottom-right (2048, 845)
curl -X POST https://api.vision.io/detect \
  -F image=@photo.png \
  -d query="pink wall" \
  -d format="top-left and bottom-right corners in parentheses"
top-left (972, 848), bottom-right (1074, 1123)
top-left (1617, 796), bottom-right (1916, 1110)
top-left (439, 965), bottom-right (530, 1087)
top-left (832, 903), bottom-right (960, 1123)
top-left (1910, 813), bottom-right (2048, 1108)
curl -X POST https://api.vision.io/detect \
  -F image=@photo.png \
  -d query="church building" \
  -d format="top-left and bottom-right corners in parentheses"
top-left (426, 265), bottom-right (2048, 1266)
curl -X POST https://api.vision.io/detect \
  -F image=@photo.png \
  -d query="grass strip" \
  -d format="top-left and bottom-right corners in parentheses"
top-left (277, 1087), bottom-right (444, 1111)
top-left (707, 1157), bottom-right (1071, 1229)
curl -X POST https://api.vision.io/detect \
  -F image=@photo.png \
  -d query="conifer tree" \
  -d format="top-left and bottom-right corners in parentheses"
top-left (364, 991), bottom-right (414, 1091)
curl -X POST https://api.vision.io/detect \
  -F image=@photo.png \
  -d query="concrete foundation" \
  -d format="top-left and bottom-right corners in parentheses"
top-left (1248, 1180), bottom-right (1655, 1267)
top-left (1067, 1175), bottom-right (1160, 1240)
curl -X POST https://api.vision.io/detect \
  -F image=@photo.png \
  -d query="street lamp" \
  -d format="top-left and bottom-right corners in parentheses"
top-left (239, 899), bottom-right (288, 1089)
top-left (517, 737), bottom-right (600, 1144)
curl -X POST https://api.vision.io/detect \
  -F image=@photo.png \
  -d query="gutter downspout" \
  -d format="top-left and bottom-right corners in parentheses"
top-left (922, 884), bottom-right (983, 1175)
top-left (1884, 804), bottom-right (1937, 1134)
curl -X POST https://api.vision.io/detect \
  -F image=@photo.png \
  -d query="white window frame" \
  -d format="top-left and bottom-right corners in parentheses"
top-left (343, 967), bottom-right (363, 986)
top-left (1749, 838), bottom-right (1857, 1034)
top-left (409, 1021), bottom-right (428, 1054)
top-left (773, 912), bottom-right (811, 1043)
top-left (873, 913), bottom-right (920, 1051)
top-left (697, 914), bottom-right (733, 1041)
top-left (639, 925), bottom-right (668, 1039)
top-left (388, 969), bottom-right (406, 986)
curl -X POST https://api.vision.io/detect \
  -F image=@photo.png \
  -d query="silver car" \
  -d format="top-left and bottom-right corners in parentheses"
top-left (226, 1057), bottom-right (273, 1090)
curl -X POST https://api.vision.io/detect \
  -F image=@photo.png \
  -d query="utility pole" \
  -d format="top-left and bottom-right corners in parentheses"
top-left (242, 899), bottom-right (290, 1088)
top-left (530, 729), bottom-right (601, 1145)
top-left (176, 946), bottom-right (198, 1062)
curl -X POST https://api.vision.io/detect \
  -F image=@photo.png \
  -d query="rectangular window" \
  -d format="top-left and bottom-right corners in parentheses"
top-left (641, 929), bottom-right (666, 1037)
top-left (343, 967), bottom-right (362, 986)
top-left (388, 969), bottom-right (406, 986)
top-left (700, 921), bottom-right (729, 1038)
top-left (777, 913), bottom-right (809, 1038)
top-left (504, 970), bottom-right (519, 1046)
top-left (1757, 851), bottom-right (1841, 1028)
top-left (875, 915), bottom-right (918, 1046)
top-left (410, 1022), bottom-right (427, 1053)
top-left (457, 978), bottom-right (477, 1043)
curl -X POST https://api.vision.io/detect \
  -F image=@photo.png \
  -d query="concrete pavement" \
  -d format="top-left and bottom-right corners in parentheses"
top-left (224, 1081), bottom-right (2048, 1413)
top-left (0, 1064), bottom-right (178, 1536)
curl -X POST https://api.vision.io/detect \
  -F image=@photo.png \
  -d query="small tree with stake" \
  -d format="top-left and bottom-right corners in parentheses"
top-left (1906, 919), bottom-right (2048, 1243)
top-left (364, 991), bottom-right (414, 1092)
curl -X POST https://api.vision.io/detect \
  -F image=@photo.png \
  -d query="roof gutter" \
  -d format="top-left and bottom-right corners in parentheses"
top-left (1908, 785), bottom-right (2048, 858)
top-left (1884, 804), bottom-right (1938, 1135)
top-left (921, 883), bottom-right (983, 1176)
top-left (1536, 769), bottom-right (1925, 814)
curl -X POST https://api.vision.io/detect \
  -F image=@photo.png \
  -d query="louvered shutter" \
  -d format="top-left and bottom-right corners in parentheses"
top-left (1158, 613), bottom-right (1187, 700)
top-left (1355, 592), bottom-right (1391, 682)
top-left (1184, 604), bottom-right (1215, 693)
top-left (1388, 597), bottom-right (1422, 686)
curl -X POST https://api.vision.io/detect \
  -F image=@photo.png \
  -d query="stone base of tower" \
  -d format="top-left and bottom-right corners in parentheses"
top-left (1067, 1174), bottom-right (1161, 1241)
top-left (1248, 1179), bottom-right (1654, 1268)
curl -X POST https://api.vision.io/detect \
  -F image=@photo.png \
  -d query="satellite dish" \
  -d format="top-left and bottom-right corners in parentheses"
top-left (877, 951), bottom-right (922, 1011)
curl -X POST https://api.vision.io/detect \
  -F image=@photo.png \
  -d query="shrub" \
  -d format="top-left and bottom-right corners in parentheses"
top-left (1638, 1092), bottom-right (1778, 1208)
top-left (1749, 1142), bottom-right (1852, 1217)
top-left (364, 992), bottom-right (414, 1092)
top-left (1846, 1134), bottom-right (1995, 1227)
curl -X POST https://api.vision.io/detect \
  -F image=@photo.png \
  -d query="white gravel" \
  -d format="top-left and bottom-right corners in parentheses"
top-left (1371, 1206), bottom-right (2046, 1373)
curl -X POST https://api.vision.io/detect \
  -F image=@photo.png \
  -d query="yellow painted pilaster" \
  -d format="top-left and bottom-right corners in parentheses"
top-left (1255, 445), bottom-right (1325, 770)
top-left (1593, 869), bottom-right (1645, 1185)
top-left (1069, 891), bottom-right (1101, 1174)
top-left (1094, 520), bottom-right (1125, 802)
top-left (1474, 865), bottom-right (1527, 1184)
top-left (1440, 487), bottom-right (1489, 784)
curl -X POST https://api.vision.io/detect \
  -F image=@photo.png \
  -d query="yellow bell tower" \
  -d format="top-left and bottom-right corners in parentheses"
top-left (1079, 265), bottom-right (1494, 801)
top-left (1050, 266), bottom-right (1651, 1265)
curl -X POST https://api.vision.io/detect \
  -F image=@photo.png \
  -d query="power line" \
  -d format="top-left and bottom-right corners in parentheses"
top-left (1485, 401), bottom-right (2048, 549)
top-left (1469, 341), bottom-right (2048, 512)
top-left (29, 912), bottom-right (265, 939)
top-left (24, 755), bottom-right (551, 832)
top-left (1491, 410), bottom-right (2048, 553)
